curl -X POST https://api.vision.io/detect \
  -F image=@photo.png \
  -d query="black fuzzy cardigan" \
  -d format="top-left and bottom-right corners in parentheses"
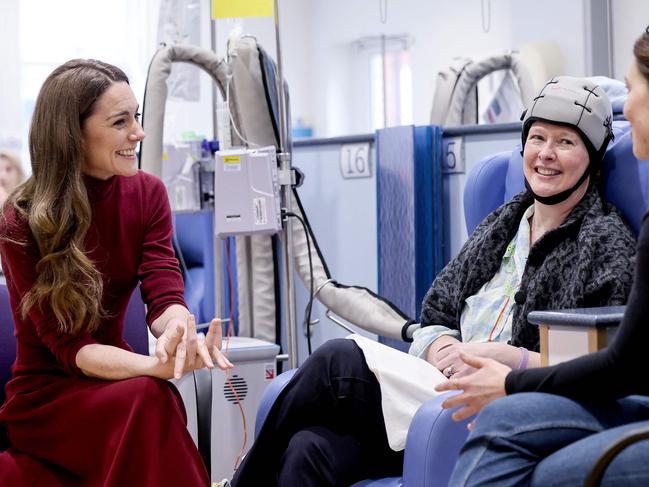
top-left (420, 186), bottom-right (636, 352)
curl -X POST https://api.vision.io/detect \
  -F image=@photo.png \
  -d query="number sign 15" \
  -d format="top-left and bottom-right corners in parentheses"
top-left (339, 143), bottom-right (371, 179)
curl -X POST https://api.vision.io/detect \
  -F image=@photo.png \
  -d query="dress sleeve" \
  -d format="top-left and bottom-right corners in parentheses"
top-left (137, 176), bottom-right (187, 325)
top-left (506, 214), bottom-right (649, 400)
top-left (0, 211), bottom-right (97, 376)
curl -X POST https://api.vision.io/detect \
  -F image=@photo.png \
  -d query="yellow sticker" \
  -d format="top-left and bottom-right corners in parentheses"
top-left (223, 155), bottom-right (241, 164)
top-left (212, 0), bottom-right (273, 19)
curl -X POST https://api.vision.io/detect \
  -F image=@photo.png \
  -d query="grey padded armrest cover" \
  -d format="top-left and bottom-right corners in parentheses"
top-left (140, 44), bottom-right (230, 177)
top-left (527, 306), bottom-right (626, 329)
top-left (443, 52), bottom-right (536, 127)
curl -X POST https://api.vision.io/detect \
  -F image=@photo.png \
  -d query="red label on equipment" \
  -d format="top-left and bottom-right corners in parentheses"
top-left (264, 365), bottom-right (275, 381)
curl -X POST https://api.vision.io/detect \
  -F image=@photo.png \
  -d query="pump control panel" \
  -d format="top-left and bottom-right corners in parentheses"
top-left (213, 146), bottom-right (282, 237)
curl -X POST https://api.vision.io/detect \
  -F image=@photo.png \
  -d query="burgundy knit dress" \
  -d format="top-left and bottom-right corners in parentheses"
top-left (0, 171), bottom-right (209, 486)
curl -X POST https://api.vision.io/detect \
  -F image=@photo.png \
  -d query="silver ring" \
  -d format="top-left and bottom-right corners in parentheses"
top-left (444, 366), bottom-right (455, 378)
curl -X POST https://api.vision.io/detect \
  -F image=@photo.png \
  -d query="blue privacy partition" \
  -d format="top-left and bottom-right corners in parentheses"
top-left (376, 125), bottom-right (444, 350)
top-left (289, 134), bottom-right (380, 364)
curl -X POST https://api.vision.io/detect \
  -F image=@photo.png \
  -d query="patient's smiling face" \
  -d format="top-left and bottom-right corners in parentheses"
top-left (523, 121), bottom-right (590, 199)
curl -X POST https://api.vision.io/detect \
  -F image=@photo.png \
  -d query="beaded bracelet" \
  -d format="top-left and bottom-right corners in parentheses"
top-left (517, 347), bottom-right (529, 369)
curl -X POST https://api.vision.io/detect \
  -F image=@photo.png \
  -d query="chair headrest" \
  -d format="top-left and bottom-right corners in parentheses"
top-left (602, 125), bottom-right (649, 234)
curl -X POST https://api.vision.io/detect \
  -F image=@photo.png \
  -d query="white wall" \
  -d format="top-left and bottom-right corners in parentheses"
top-left (0, 0), bottom-right (22, 154)
top-left (0, 0), bottom-right (163, 171)
top-left (307, 0), bottom-right (505, 136)
top-left (161, 0), bottom-right (217, 144)
top-left (280, 0), bottom-right (592, 138)
top-left (18, 0), bottom-right (161, 101)
top-left (612, 0), bottom-right (649, 80)
top-left (5, 0), bottom-right (643, 152)
top-left (509, 0), bottom-right (587, 76)
top-left (207, 0), bottom-right (643, 138)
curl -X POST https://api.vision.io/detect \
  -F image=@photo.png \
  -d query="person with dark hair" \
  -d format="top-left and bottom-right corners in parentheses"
top-left (439, 28), bottom-right (649, 487)
top-left (228, 75), bottom-right (637, 487)
top-left (0, 59), bottom-right (232, 486)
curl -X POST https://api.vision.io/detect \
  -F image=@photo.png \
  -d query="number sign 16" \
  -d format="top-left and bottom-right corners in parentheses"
top-left (339, 143), bottom-right (371, 179)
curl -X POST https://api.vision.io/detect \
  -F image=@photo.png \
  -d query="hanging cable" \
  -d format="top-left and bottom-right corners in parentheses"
top-left (225, 74), bottom-right (260, 148)
top-left (481, 0), bottom-right (491, 33)
top-left (379, 0), bottom-right (388, 24)
top-left (224, 237), bottom-right (237, 335)
top-left (221, 237), bottom-right (248, 470)
top-left (172, 227), bottom-right (193, 289)
top-left (286, 211), bottom-right (315, 356)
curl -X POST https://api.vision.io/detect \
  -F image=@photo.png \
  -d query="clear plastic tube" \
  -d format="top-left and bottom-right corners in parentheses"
top-left (216, 101), bottom-right (232, 150)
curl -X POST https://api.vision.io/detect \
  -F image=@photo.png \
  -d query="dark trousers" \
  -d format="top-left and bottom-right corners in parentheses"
top-left (231, 338), bottom-right (404, 487)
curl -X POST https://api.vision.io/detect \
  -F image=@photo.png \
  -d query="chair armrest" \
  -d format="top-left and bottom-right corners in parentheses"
top-left (527, 306), bottom-right (626, 328)
top-left (170, 370), bottom-right (213, 476)
top-left (528, 306), bottom-right (625, 366)
top-left (402, 391), bottom-right (472, 487)
top-left (585, 423), bottom-right (649, 487)
top-left (255, 369), bottom-right (297, 437)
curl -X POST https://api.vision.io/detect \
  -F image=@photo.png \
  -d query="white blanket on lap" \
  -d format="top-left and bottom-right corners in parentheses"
top-left (346, 334), bottom-right (447, 451)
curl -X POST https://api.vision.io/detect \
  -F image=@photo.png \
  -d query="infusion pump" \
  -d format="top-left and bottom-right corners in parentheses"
top-left (213, 146), bottom-right (282, 237)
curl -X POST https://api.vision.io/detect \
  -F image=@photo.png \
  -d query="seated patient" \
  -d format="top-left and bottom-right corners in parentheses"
top-left (230, 76), bottom-right (636, 487)
top-left (441, 29), bottom-right (649, 487)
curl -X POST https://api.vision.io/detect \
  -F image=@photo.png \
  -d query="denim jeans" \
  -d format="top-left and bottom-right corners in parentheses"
top-left (449, 392), bottom-right (649, 486)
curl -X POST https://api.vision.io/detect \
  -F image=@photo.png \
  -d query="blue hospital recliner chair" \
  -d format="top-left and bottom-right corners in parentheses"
top-left (173, 210), bottom-right (215, 324)
top-left (255, 120), bottom-right (649, 487)
top-left (0, 284), bottom-right (15, 413)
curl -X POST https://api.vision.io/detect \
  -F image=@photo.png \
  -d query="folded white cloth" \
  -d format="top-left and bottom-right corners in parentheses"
top-left (346, 334), bottom-right (447, 451)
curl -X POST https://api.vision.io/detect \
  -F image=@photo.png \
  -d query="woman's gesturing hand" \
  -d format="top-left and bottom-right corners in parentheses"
top-left (201, 318), bottom-right (234, 371)
top-left (434, 352), bottom-right (510, 423)
top-left (155, 315), bottom-right (233, 379)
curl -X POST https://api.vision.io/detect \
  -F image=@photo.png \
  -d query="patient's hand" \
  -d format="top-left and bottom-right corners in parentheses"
top-left (433, 342), bottom-right (521, 378)
top-left (435, 353), bottom-right (509, 423)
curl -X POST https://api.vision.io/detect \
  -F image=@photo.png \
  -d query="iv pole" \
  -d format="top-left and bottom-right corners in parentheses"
top-left (273, 0), bottom-right (299, 369)
top-left (210, 14), bottom-right (225, 328)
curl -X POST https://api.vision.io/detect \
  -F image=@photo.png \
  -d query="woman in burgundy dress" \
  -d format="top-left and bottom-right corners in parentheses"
top-left (0, 59), bottom-right (232, 486)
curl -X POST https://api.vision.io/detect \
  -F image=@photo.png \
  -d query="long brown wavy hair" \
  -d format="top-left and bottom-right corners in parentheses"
top-left (14, 59), bottom-right (129, 335)
top-left (634, 28), bottom-right (649, 83)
